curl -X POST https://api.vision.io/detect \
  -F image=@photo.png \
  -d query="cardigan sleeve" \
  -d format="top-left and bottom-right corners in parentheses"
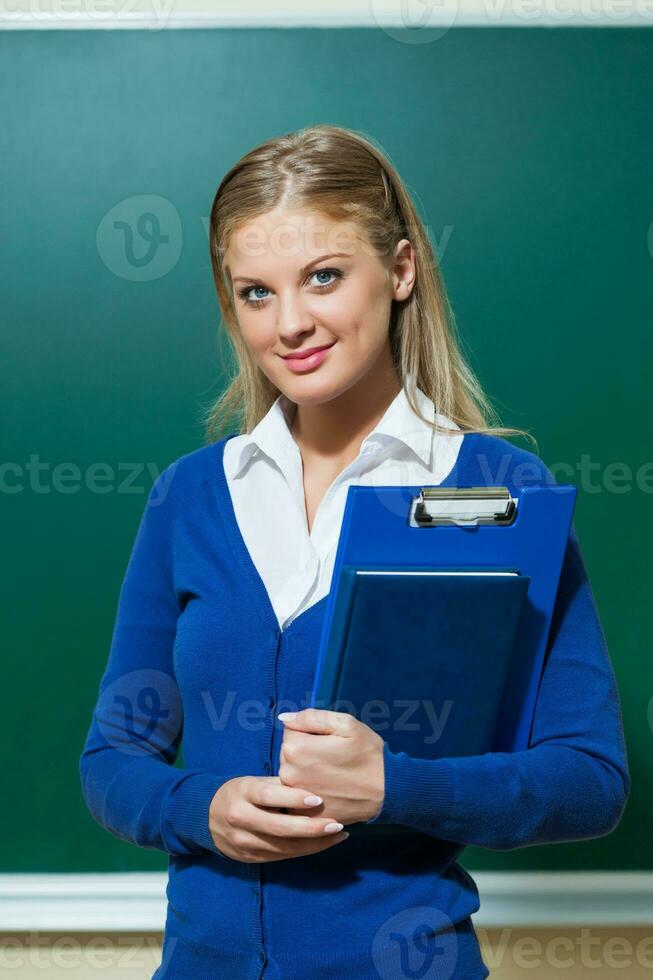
top-left (365, 523), bottom-right (631, 849)
top-left (79, 465), bottom-right (226, 857)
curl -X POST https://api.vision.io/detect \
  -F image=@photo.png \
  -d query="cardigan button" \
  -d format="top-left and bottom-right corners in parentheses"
top-left (264, 762), bottom-right (271, 773)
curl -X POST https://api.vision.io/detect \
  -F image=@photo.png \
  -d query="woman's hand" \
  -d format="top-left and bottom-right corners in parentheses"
top-left (278, 708), bottom-right (385, 825)
top-left (208, 775), bottom-right (350, 863)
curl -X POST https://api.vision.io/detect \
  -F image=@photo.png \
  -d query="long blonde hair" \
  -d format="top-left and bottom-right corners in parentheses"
top-left (202, 124), bottom-right (535, 450)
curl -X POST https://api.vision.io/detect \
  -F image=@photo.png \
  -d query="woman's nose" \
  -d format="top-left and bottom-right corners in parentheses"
top-left (275, 290), bottom-right (316, 341)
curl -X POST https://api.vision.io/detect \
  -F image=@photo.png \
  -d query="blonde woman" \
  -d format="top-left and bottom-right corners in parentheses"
top-left (80, 125), bottom-right (629, 979)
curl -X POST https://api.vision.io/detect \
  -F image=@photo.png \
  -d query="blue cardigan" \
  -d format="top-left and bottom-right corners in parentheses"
top-left (79, 432), bottom-right (630, 980)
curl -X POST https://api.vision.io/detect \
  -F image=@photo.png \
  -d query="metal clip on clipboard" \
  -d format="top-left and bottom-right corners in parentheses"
top-left (410, 486), bottom-right (518, 528)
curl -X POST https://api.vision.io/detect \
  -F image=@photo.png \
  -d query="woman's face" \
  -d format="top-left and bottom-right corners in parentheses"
top-left (223, 207), bottom-right (414, 406)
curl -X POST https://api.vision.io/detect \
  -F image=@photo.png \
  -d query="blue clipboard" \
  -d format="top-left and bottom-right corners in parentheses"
top-left (310, 483), bottom-right (577, 765)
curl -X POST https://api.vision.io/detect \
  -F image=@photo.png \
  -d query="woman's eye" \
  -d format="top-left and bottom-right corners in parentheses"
top-left (237, 267), bottom-right (343, 308)
top-left (245, 286), bottom-right (269, 303)
top-left (311, 269), bottom-right (336, 286)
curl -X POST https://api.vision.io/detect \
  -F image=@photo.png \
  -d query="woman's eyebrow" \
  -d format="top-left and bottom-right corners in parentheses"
top-left (231, 252), bottom-right (352, 285)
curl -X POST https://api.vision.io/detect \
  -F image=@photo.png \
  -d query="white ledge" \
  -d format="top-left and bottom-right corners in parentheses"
top-left (1, 872), bottom-right (652, 931)
top-left (1, 7), bottom-right (652, 28)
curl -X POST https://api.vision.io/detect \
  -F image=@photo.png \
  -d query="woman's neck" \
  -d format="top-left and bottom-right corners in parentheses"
top-left (289, 357), bottom-right (402, 465)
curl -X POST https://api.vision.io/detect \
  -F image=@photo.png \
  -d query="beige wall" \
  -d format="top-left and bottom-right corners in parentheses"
top-left (2, 928), bottom-right (653, 977)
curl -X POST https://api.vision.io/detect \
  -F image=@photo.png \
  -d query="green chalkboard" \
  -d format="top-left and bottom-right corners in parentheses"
top-left (2, 26), bottom-right (651, 874)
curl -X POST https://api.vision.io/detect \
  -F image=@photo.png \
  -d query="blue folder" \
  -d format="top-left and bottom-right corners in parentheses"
top-left (316, 567), bottom-right (531, 759)
top-left (310, 483), bottom-right (576, 831)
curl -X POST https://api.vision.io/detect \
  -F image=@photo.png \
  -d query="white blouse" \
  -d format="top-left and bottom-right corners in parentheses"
top-left (222, 376), bottom-right (464, 631)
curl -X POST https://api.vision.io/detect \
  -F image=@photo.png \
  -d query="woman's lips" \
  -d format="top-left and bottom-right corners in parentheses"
top-left (282, 342), bottom-right (336, 373)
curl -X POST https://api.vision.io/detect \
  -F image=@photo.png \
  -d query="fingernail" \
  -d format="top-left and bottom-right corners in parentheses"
top-left (278, 712), bottom-right (296, 721)
top-left (324, 822), bottom-right (344, 833)
top-left (341, 832), bottom-right (350, 839)
top-left (304, 795), bottom-right (323, 806)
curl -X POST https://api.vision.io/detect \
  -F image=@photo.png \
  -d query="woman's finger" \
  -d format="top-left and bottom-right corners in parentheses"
top-left (241, 778), bottom-right (345, 838)
top-left (240, 826), bottom-right (350, 862)
top-left (246, 776), bottom-right (327, 813)
top-left (241, 798), bottom-right (345, 839)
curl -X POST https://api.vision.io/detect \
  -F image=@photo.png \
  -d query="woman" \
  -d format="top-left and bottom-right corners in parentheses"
top-left (79, 124), bottom-right (630, 979)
